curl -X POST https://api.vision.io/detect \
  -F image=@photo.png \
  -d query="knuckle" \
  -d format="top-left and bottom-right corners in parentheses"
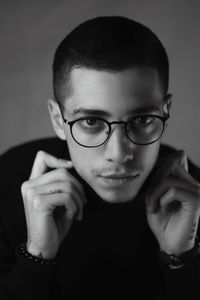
top-left (36, 150), bottom-right (49, 162)
top-left (36, 150), bottom-right (45, 159)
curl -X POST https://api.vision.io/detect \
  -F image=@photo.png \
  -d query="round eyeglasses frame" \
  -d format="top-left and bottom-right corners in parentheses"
top-left (57, 102), bottom-right (169, 148)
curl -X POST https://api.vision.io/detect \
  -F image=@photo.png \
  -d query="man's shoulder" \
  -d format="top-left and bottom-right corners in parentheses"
top-left (0, 137), bottom-right (66, 164)
top-left (0, 137), bottom-right (67, 190)
top-left (1, 137), bottom-right (66, 158)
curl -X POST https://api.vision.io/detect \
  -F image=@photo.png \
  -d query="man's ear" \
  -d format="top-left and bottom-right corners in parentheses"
top-left (163, 93), bottom-right (172, 116)
top-left (47, 98), bottom-right (66, 140)
top-left (163, 93), bottom-right (172, 130)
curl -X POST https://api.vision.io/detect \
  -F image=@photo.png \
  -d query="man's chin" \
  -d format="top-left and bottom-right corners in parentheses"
top-left (80, 173), bottom-right (144, 204)
top-left (101, 197), bottom-right (135, 204)
top-left (94, 188), bottom-right (139, 204)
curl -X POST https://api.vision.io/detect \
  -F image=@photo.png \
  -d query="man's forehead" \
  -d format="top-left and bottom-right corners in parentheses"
top-left (64, 66), bottom-right (164, 115)
top-left (65, 101), bottom-right (163, 120)
top-left (70, 103), bottom-right (162, 116)
top-left (69, 66), bottom-right (162, 90)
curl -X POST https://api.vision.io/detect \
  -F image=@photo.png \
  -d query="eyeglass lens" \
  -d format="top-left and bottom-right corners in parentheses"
top-left (70, 117), bottom-right (164, 147)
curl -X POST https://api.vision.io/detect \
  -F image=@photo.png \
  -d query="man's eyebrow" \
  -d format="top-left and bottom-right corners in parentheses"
top-left (71, 105), bottom-right (161, 116)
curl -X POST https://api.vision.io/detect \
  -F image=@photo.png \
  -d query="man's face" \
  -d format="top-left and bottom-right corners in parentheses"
top-left (61, 67), bottom-right (166, 203)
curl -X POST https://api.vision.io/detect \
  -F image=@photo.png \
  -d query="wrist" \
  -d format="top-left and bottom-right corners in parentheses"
top-left (18, 242), bottom-right (60, 266)
top-left (27, 242), bottom-right (57, 259)
top-left (159, 235), bottom-right (200, 269)
top-left (160, 239), bottom-right (195, 256)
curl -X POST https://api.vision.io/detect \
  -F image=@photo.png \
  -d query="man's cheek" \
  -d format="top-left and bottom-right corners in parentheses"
top-left (142, 145), bottom-right (160, 167)
top-left (72, 159), bottom-right (91, 181)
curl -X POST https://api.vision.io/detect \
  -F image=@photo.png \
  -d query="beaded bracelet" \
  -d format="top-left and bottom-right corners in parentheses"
top-left (159, 235), bottom-right (200, 269)
top-left (18, 242), bottom-right (59, 266)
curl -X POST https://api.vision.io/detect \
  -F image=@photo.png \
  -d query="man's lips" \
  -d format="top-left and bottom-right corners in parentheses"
top-left (100, 174), bottom-right (138, 178)
top-left (98, 173), bottom-right (140, 187)
top-left (99, 172), bottom-right (140, 178)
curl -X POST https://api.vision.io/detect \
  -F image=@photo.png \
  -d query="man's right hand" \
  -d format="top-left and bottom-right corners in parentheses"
top-left (21, 150), bottom-right (87, 259)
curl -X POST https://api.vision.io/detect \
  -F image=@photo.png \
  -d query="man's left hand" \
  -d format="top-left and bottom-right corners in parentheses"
top-left (146, 150), bottom-right (200, 255)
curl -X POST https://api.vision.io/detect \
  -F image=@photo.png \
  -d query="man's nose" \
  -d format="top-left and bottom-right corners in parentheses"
top-left (104, 125), bottom-right (135, 163)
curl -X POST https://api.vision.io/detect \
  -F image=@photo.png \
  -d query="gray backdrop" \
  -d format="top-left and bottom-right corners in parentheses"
top-left (1, 0), bottom-right (200, 165)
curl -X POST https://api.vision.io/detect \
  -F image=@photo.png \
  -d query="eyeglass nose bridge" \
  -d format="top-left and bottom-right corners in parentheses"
top-left (106, 120), bottom-right (129, 139)
top-left (109, 120), bottom-right (127, 126)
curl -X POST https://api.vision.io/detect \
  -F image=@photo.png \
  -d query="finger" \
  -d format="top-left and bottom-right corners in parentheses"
top-left (26, 181), bottom-right (84, 220)
top-left (171, 163), bottom-right (200, 187)
top-left (27, 167), bottom-right (87, 205)
top-left (52, 192), bottom-right (77, 221)
top-left (146, 176), bottom-right (200, 213)
top-left (148, 150), bottom-right (185, 194)
top-left (160, 187), bottom-right (200, 215)
top-left (178, 151), bottom-right (188, 172)
top-left (34, 192), bottom-right (78, 220)
top-left (30, 151), bottom-right (73, 179)
top-left (146, 150), bottom-right (198, 213)
top-left (70, 175), bottom-right (87, 205)
top-left (154, 150), bottom-right (186, 176)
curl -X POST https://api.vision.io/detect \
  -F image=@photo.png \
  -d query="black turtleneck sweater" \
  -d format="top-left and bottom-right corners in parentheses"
top-left (0, 137), bottom-right (200, 300)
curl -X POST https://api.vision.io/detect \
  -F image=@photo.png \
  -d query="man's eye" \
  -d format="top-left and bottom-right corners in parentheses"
top-left (78, 118), bottom-right (105, 130)
top-left (135, 116), bottom-right (154, 125)
top-left (81, 119), bottom-right (98, 127)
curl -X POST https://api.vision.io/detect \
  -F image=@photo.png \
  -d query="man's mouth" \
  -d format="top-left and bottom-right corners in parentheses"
top-left (98, 173), bottom-right (140, 187)
top-left (100, 173), bottom-right (138, 178)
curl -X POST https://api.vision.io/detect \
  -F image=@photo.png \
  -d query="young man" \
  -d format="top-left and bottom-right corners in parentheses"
top-left (0, 16), bottom-right (200, 299)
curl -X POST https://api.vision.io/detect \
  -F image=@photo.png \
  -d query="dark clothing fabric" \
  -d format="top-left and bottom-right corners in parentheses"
top-left (0, 137), bottom-right (200, 299)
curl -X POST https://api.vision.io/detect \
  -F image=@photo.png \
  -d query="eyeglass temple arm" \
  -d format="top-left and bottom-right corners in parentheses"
top-left (57, 101), bottom-right (68, 123)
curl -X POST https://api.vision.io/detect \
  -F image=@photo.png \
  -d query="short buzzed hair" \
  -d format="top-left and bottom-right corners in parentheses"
top-left (53, 16), bottom-right (169, 103)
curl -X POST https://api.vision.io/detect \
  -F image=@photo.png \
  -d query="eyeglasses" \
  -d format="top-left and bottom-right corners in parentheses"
top-left (58, 102), bottom-right (169, 148)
